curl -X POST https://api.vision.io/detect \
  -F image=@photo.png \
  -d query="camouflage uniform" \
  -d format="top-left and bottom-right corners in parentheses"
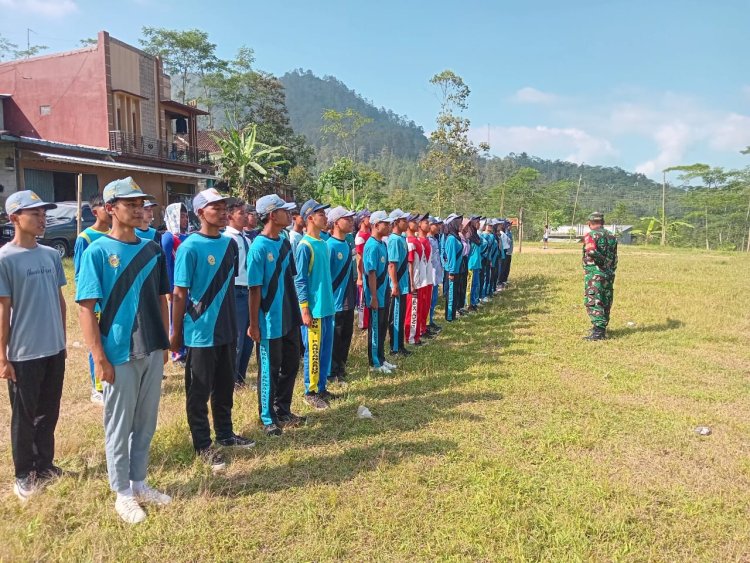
top-left (582, 225), bottom-right (618, 330)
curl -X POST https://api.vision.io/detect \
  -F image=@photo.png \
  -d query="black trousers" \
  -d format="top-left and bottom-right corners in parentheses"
top-left (388, 293), bottom-right (407, 353)
top-left (257, 328), bottom-right (300, 426)
top-left (367, 298), bottom-right (389, 367)
top-left (332, 309), bottom-right (355, 377)
top-left (8, 350), bottom-right (65, 479)
top-left (456, 264), bottom-right (468, 310)
top-left (500, 255), bottom-right (513, 283)
top-left (185, 343), bottom-right (235, 451)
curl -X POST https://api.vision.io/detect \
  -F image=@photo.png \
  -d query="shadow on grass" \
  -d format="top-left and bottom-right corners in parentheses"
top-left (607, 318), bottom-right (684, 339)
top-left (173, 438), bottom-right (459, 497)
top-left (147, 272), bottom-right (554, 491)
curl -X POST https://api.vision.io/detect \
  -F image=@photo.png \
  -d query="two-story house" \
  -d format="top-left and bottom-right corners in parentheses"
top-left (0, 30), bottom-right (217, 216)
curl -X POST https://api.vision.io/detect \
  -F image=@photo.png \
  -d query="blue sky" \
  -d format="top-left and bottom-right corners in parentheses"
top-left (1, 0), bottom-right (748, 178)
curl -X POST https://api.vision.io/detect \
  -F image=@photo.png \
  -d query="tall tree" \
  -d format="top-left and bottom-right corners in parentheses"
top-left (204, 47), bottom-right (314, 169)
top-left (419, 70), bottom-right (487, 215)
top-left (320, 108), bottom-right (373, 162)
top-left (139, 27), bottom-right (223, 104)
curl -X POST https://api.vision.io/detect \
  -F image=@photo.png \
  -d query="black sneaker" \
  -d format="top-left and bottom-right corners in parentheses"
top-left (320, 390), bottom-right (339, 401)
top-left (36, 465), bottom-right (64, 484)
top-left (304, 393), bottom-right (329, 410)
top-left (278, 413), bottom-right (307, 428)
top-left (413, 341), bottom-right (424, 347)
top-left (429, 322), bottom-right (443, 332)
top-left (423, 330), bottom-right (435, 339)
top-left (264, 423), bottom-right (283, 436)
top-left (391, 348), bottom-right (412, 357)
top-left (197, 446), bottom-right (226, 472)
top-left (217, 434), bottom-right (256, 448)
top-left (328, 374), bottom-right (347, 385)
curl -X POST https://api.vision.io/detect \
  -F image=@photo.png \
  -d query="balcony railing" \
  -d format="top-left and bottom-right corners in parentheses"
top-left (109, 131), bottom-right (212, 166)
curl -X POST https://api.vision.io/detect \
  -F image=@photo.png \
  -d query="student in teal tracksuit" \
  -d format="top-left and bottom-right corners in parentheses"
top-left (247, 194), bottom-right (303, 436)
top-left (363, 211), bottom-right (394, 373)
top-left (442, 214), bottom-right (463, 321)
top-left (467, 217), bottom-right (483, 310)
top-left (326, 206), bottom-right (357, 383)
top-left (387, 209), bottom-right (410, 355)
top-left (295, 199), bottom-right (336, 410)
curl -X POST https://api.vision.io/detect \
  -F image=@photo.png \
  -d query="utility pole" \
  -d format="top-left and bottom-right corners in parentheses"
top-left (570, 173), bottom-right (582, 242)
top-left (661, 171), bottom-right (667, 246)
top-left (705, 206), bottom-right (710, 251)
top-left (518, 207), bottom-right (523, 253)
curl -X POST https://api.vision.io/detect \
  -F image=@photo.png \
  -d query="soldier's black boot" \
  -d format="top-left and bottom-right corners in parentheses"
top-left (584, 327), bottom-right (606, 341)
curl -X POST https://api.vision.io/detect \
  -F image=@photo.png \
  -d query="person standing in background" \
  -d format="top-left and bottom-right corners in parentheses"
top-left (427, 217), bottom-right (443, 332)
top-left (363, 211), bottom-right (394, 374)
top-left (136, 201), bottom-right (161, 245)
top-left (223, 199), bottom-right (254, 389)
top-left (73, 193), bottom-right (111, 405)
top-left (161, 202), bottom-right (190, 366)
top-left (387, 210), bottom-right (410, 356)
top-left (326, 207), bottom-right (357, 384)
top-left (354, 210), bottom-right (372, 331)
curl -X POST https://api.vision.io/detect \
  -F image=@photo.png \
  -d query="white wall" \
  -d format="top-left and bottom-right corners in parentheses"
top-left (0, 144), bottom-right (18, 203)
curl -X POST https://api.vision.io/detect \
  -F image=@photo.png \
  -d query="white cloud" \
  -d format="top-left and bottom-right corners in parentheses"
top-left (605, 94), bottom-right (750, 174)
top-left (511, 87), bottom-right (558, 104)
top-left (0, 0), bottom-right (78, 17)
top-left (634, 121), bottom-right (693, 176)
top-left (708, 113), bottom-right (750, 152)
top-left (474, 125), bottom-right (616, 164)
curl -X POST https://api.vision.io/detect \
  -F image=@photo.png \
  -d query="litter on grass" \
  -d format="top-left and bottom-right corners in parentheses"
top-left (357, 405), bottom-right (373, 419)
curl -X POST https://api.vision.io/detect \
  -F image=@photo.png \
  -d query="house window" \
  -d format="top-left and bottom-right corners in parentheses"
top-left (40, 105), bottom-right (51, 116)
top-left (114, 93), bottom-right (141, 140)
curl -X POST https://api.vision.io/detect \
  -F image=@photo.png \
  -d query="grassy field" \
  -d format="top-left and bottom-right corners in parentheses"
top-left (0, 244), bottom-right (748, 561)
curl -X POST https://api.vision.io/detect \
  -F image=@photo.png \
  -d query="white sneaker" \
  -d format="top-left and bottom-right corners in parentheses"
top-left (115, 494), bottom-right (147, 524)
top-left (134, 484), bottom-right (171, 506)
top-left (383, 361), bottom-right (397, 370)
top-left (370, 365), bottom-right (392, 374)
top-left (14, 476), bottom-right (37, 503)
top-left (90, 390), bottom-right (104, 405)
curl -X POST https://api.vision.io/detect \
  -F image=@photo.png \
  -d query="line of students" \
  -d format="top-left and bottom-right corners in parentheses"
top-left (0, 178), bottom-right (514, 524)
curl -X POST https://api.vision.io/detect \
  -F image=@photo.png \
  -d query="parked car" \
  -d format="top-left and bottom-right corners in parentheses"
top-left (0, 201), bottom-right (96, 258)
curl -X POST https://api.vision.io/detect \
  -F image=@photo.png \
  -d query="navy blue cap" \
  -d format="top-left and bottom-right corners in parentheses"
top-left (300, 199), bottom-right (330, 221)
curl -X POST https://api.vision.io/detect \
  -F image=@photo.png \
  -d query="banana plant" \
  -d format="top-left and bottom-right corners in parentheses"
top-left (213, 123), bottom-right (289, 201)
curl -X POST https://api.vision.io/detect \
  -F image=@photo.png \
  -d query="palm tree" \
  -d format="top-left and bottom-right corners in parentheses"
top-left (213, 124), bottom-right (289, 201)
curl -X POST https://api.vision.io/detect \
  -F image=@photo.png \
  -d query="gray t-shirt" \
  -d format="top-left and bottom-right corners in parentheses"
top-left (0, 243), bottom-right (67, 361)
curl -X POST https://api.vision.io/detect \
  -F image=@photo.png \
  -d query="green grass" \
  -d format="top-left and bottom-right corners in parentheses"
top-left (0, 244), bottom-right (748, 560)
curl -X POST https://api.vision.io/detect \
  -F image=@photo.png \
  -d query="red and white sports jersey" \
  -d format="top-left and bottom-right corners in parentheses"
top-left (408, 234), bottom-right (431, 289)
top-left (419, 236), bottom-right (434, 285)
top-left (355, 230), bottom-right (371, 256)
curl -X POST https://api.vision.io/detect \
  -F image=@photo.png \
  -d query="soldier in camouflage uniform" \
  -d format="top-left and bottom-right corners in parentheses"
top-left (582, 211), bottom-right (618, 340)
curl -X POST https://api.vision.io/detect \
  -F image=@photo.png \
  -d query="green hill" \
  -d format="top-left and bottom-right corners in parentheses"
top-left (279, 69), bottom-right (429, 164)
